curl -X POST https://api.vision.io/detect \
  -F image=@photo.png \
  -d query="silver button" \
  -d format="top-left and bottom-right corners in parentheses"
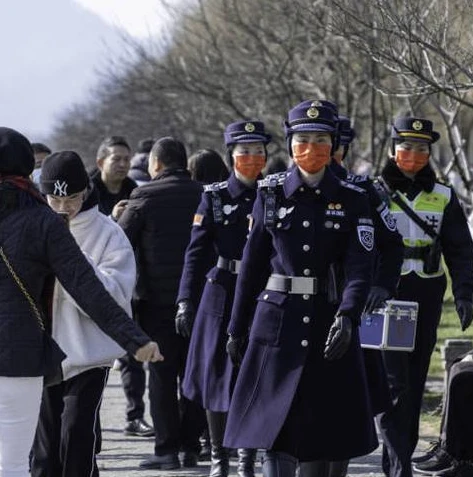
top-left (334, 223), bottom-right (340, 230)
top-left (303, 269), bottom-right (311, 276)
top-left (303, 244), bottom-right (310, 252)
top-left (315, 189), bottom-right (321, 195)
top-left (263, 294), bottom-right (269, 300)
top-left (299, 187), bottom-right (305, 192)
top-left (301, 340), bottom-right (309, 347)
top-left (224, 220), bottom-right (229, 225)
top-left (303, 294), bottom-right (310, 300)
top-left (303, 316), bottom-right (310, 324)
top-left (303, 221), bottom-right (310, 228)
top-left (277, 223), bottom-right (282, 228)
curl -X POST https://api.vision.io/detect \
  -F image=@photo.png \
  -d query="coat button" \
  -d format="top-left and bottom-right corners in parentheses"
top-left (263, 294), bottom-right (269, 300)
top-left (301, 340), bottom-right (309, 347)
top-left (315, 189), bottom-right (321, 195)
top-left (303, 221), bottom-right (310, 228)
top-left (303, 294), bottom-right (310, 300)
top-left (303, 244), bottom-right (310, 251)
top-left (303, 316), bottom-right (310, 324)
top-left (303, 269), bottom-right (311, 276)
top-left (277, 223), bottom-right (282, 228)
top-left (299, 187), bottom-right (305, 192)
top-left (224, 220), bottom-right (229, 225)
top-left (334, 223), bottom-right (340, 229)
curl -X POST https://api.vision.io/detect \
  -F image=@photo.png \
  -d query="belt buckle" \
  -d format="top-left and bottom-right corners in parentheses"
top-left (290, 276), bottom-right (317, 295)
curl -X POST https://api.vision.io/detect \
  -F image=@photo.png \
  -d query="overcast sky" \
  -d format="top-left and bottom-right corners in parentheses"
top-left (0, 0), bottom-right (175, 142)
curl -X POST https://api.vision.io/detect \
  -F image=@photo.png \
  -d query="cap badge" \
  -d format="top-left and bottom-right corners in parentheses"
top-left (412, 120), bottom-right (423, 131)
top-left (307, 107), bottom-right (319, 119)
top-left (311, 100), bottom-right (323, 107)
top-left (245, 122), bottom-right (255, 133)
top-left (53, 180), bottom-right (68, 197)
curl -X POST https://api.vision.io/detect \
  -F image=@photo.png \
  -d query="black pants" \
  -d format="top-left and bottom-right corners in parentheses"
top-left (377, 272), bottom-right (447, 477)
top-left (31, 367), bottom-right (109, 477)
top-left (441, 359), bottom-right (473, 460)
top-left (139, 305), bottom-right (206, 456)
top-left (119, 353), bottom-right (146, 421)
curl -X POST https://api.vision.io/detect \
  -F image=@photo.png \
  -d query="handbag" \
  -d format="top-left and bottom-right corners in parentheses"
top-left (0, 247), bottom-right (65, 387)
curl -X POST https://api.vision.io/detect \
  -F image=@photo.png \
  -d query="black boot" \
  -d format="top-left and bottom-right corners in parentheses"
top-left (237, 448), bottom-right (256, 477)
top-left (207, 411), bottom-right (229, 477)
top-left (299, 461), bottom-right (330, 477)
top-left (262, 451), bottom-right (297, 477)
top-left (328, 460), bottom-right (349, 477)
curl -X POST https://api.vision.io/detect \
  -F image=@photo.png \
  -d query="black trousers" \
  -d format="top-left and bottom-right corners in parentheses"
top-left (119, 353), bottom-right (146, 421)
top-left (377, 272), bottom-right (447, 477)
top-left (138, 304), bottom-right (206, 456)
top-left (31, 367), bottom-right (109, 477)
top-left (441, 359), bottom-right (473, 460)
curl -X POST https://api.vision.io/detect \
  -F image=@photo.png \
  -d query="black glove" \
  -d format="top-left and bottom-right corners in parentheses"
top-left (456, 299), bottom-right (473, 331)
top-left (364, 286), bottom-right (391, 314)
top-left (226, 335), bottom-right (248, 367)
top-left (175, 299), bottom-right (196, 338)
top-left (324, 314), bottom-right (352, 361)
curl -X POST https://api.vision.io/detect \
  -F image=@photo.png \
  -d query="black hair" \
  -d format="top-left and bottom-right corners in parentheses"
top-left (150, 137), bottom-right (187, 170)
top-left (96, 136), bottom-right (131, 161)
top-left (137, 138), bottom-right (155, 154)
top-left (188, 149), bottom-right (229, 184)
top-left (31, 143), bottom-right (52, 155)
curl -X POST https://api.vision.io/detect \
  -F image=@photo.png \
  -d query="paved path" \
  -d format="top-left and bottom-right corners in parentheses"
top-left (98, 370), bottom-right (438, 477)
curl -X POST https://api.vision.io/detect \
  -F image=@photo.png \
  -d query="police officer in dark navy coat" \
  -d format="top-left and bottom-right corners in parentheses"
top-left (300, 111), bottom-right (404, 477)
top-left (375, 117), bottom-right (473, 477)
top-left (176, 120), bottom-right (271, 477)
top-left (223, 101), bottom-right (379, 477)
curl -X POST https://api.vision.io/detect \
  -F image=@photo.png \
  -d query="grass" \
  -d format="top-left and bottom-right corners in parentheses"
top-left (419, 272), bottom-right (473, 439)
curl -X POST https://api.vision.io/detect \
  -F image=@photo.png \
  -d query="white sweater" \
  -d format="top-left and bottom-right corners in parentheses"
top-left (52, 205), bottom-right (136, 381)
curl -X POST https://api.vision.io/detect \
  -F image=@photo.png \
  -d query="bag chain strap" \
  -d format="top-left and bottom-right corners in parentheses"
top-left (0, 247), bottom-right (45, 331)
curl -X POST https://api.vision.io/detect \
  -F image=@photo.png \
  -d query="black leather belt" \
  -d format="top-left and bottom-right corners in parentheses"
top-left (404, 246), bottom-right (430, 260)
top-left (266, 274), bottom-right (319, 295)
top-left (217, 257), bottom-right (241, 274)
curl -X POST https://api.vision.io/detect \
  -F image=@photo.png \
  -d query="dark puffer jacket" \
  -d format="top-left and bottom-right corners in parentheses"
top-left (119, 169), bottom-right (202, 311)
top-left (0, 197), bottom-right (151, 377)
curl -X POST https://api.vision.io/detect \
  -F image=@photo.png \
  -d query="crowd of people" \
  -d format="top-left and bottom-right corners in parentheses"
top-left (1, 98), bottom-right (473, 477)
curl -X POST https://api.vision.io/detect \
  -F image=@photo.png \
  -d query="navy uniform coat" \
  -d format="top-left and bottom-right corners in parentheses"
top-left (223, 167), bottom-right (378, 461)
top-left (177, 173), bottom-right (256, 412)
top-left (331, 161), bottom-right (404, 414)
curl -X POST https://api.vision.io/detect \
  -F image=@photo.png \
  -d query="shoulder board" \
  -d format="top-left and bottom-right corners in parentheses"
top-left (345, 173), bottom-right (370, 184)
top-left (204, 181), bottom-right (228, 193)
top-left (257, 171), bottom-right (288, 189)
top-left (339, 180), bottom-right (366, 194)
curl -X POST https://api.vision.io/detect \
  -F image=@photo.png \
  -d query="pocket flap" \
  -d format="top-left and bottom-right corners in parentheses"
top-left (257, 290), bottom-right (288, 306)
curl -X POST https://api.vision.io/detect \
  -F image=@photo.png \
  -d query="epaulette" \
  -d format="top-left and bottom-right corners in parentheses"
top-left (345, 173), bottom-right (370, 184)
top-left (257, 171), bottom-right (287, 189)
top-left (204, 181), bottom-right (228, 193)
top-left (339, 180), bottom-right (366, 194)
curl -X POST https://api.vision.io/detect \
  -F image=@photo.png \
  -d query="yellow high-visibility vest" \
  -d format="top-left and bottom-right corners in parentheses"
top-left (390, 183), bottom-right (451, 277)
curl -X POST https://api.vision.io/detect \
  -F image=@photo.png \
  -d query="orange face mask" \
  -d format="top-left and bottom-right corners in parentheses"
top-left (395, 149), bottom-right (429, 174)
top-left (234, 154), bottom-right (266, 180)
top-left (292, 143), bottom-right (331, 174)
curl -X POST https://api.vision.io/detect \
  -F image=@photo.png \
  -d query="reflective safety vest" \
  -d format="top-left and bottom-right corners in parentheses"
top-left (389, 183), bottom-right (451, 277)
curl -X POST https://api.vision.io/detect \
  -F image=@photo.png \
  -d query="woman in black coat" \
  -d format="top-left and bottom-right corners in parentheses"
top-left (0, 127), bottom-right (162, 477)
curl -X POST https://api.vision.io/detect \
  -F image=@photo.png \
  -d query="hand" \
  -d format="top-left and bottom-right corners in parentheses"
top-left (324, 314), bottom-right (352, 360)
top-left (226, 335), bottom-right (247, 367)
top-left (175, 300), bottom-right (196, 338)
top-left (364, 286), bottom-right (391, 314)
top-left (134, 341), bottom-right (164, 362)
top-left (111, 200), bottom-right (129, 221)
top-left (456, 299), bottom-right (473, 331)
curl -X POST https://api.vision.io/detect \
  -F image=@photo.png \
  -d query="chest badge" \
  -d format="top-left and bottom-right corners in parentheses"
top-left (223, 204), bottom-right (239, 215)
top-left (326, 203), bottom-right (345, 217)
top-left (277, 206), bottom-right (295, 219)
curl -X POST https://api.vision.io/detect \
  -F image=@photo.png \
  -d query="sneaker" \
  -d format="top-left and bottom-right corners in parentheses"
top-left (123, 418), bottom-right (155, 437)
top-left (434, 461), bottom-right (473, 476)
top-left (413, 447), bottom-right (453, 475)
top-left (139, 454), bottom-right (180, 470)
top-left (413, 441), bottom-right (441, 464)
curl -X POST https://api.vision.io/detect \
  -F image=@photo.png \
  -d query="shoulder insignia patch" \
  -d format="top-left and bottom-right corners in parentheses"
top-left (258, 171), bottom-right (288, 189)
top-left (357, 224), bottom-right (374, 252)
top-left (378, 205), bottom-right (397, 232)
top-left (340, 180), bottom-right (366, 194)
top-left (204, 181), bottom-right (228, 193)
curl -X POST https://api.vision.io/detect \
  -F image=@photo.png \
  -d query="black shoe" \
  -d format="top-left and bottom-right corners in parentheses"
top-left (182, 451), bottom-right (199, 468)
top-left (413, 441), bottom-right (441, 464)
top-left (200, 444), bottom-right (211, 460)
top-left (434, 461), bottom-right (473, 477)
top-left (123, 418), bottom-right (154, 437)
top-left (139, 454), bottom-right (180, 470)
top-left (210, 447), bottom-right (230, 477)
top-left (237, 448), bottom-right (256, 477)
top-left (413, 448), bottom-right (453, 475)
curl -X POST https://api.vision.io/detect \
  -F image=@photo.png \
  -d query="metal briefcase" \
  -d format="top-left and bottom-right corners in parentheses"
top-left (359, 300), bottom-right (419, 352)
